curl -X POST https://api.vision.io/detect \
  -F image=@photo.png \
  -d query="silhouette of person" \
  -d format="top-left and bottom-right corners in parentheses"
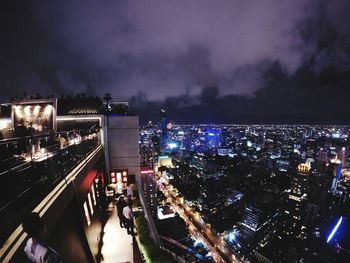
top-left (15, 119), bottom-right (29, 154)
top-left (116, 195), bottom-right (127, 228)
top-left (0, 131), bottom-right (7, 161)
top-left (22, 212), bottom-right (62, 263)
top-left (28, 122), bottom-right (35, 136)
top-left (126, 183), bottom-right (133, 199)
top-left (122, 201), bottom-right (135, 235)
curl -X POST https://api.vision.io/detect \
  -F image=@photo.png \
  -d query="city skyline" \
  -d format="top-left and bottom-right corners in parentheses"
top-left (139, 122), bottom-right (350, 262)
top-left (1, 1), bottom-right (350, 124)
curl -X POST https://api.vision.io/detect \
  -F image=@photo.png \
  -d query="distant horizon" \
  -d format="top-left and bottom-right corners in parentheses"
top-left (140, 122), bottom-right (350, 127)
top-left (1, 1), bottom-right (350, 127)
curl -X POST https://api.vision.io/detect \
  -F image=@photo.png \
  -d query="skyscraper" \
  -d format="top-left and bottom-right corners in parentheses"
top-left (140, 168), bottom-right (158, 217)
top-left (160, 109), bottom-right (168, 150)
top-left (239, 199), bottom-right (279, 254)
top-left (282, 163), bottom-right (309, 238)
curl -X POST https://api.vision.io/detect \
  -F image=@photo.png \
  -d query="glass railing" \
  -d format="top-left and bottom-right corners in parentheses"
top-left (0, 128), bottom-right (102, 246)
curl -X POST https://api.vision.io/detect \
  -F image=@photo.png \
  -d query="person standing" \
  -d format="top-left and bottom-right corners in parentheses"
top-left (126, 183), bottom-right (133, 199)
top-left (116, 195), bottom-right (127, 228)
top-left (122, 202), bottom-right (135, 235)
top-left (27, 122), bottom-right (35, 136)
top-left (15, 119), bottom-right (28, 154)
top-left (22, 212), bottom-right (62, 263)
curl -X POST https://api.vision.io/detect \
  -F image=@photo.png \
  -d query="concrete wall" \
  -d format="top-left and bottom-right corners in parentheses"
top-left (107, 116), bottom-right (140, 179)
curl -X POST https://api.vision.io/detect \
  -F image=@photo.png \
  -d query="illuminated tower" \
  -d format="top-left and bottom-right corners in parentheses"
top-left (239, 202), bottom-right (278, 254)
top-left (160, 109), bottom-right (168, 149)
top-left (282, 163), bottom-right (310, 238)
top-left (329, 158), bottom-right (342, 193)
top-left (140, 168), bottom-right (158, 217)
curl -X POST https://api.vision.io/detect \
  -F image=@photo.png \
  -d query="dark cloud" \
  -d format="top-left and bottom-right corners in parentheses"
top-left (0, 0), bottom-right (350, 123)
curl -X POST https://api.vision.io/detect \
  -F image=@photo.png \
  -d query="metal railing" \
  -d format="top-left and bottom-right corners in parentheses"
top-left (0, 128), bottom-right (101, 246)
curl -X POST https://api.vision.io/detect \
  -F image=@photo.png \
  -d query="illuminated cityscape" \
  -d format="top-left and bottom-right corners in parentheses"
top-left (140, 122), bottom-right (350, 262)
top-left (1, 1), bottom-right (350, 263)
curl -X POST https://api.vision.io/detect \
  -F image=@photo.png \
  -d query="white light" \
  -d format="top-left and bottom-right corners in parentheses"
top-left (194, 239), bottom-right (203, 247)
top-left (43, 105), bottom-right (53, 116)
top-left (15, 105), bottom-right (23, 119)
top-left (157, 205), bottom-right (176, 220)
top-left (0, 119), bottom-right (11, 130)
top-left (83, 202), bottom-right (91, 225)
top-left (88, 193), bottom-right (94, 215)
top-left (167, 142), bottom-right (177, 149)
top-left (33, 105), bottom-right (41, 116)
top-left (24, 105), bottom-right (31, 116)
top-left (91, 184), bottom-right (97, 205)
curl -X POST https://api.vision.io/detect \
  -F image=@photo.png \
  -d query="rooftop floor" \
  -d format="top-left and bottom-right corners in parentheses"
top-left (100, 203), bottom-right (134, 263)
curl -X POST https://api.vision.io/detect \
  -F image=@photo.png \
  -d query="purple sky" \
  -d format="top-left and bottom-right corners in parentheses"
top-left (1, 0), bottom-right (350, 123)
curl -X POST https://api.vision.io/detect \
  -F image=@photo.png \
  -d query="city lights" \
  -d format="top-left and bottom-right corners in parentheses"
top-left (167, 142), bottom-right (178, 149)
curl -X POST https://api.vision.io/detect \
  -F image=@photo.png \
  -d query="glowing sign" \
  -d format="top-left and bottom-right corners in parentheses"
top-left (141, 170), bottom-right (154, 174)
top-left (327, 216), bottom-right (343, 243)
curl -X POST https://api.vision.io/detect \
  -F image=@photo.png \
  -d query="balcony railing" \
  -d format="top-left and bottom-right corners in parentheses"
top-left (0, 128), bottom-right (101, 246)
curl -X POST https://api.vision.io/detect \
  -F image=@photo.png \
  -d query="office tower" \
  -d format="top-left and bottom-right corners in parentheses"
top-left (239, 202), bottom-right (278, 253)
top-left (282, 163), bottom-right (309, 238)
top-left (329, 159), bottom-right (342, 193)
top-left (140, 168), bottom-right (158, 217)
top-left (160, 109), bottom-right (168, 149)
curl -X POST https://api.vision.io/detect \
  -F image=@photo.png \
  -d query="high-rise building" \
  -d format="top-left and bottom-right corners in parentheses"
top-left (160, 109), bottom-right (168, 149)
top-left (282, 163), bottom-right (309, 238)
top-left (239, 201), bottom-right (279, 253)
top-left (140, 168), bottom-right (158, 217)
top-left (329, 159), bottom-right (342, 193)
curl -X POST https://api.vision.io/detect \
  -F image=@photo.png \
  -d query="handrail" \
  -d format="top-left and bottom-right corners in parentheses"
top-left (0, 130), bottom-right (102, 246)
top-left (0, 144), bottom-right (104, 263)
top-left (0, 127), bottom-right (99, 145)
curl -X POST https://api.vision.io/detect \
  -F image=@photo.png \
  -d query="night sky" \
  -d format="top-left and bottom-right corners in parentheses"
top-left (1, 0), bottom-right (350, 124)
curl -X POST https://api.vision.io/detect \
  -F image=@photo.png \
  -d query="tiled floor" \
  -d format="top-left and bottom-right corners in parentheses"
top-left (100, 203), bottom-right (133, 263)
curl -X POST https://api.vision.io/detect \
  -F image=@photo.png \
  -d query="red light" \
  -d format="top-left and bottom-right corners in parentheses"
top-left (111, 172), bottom-right (115, 177)
top-left (122, 177), bottom-right (128, 182)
